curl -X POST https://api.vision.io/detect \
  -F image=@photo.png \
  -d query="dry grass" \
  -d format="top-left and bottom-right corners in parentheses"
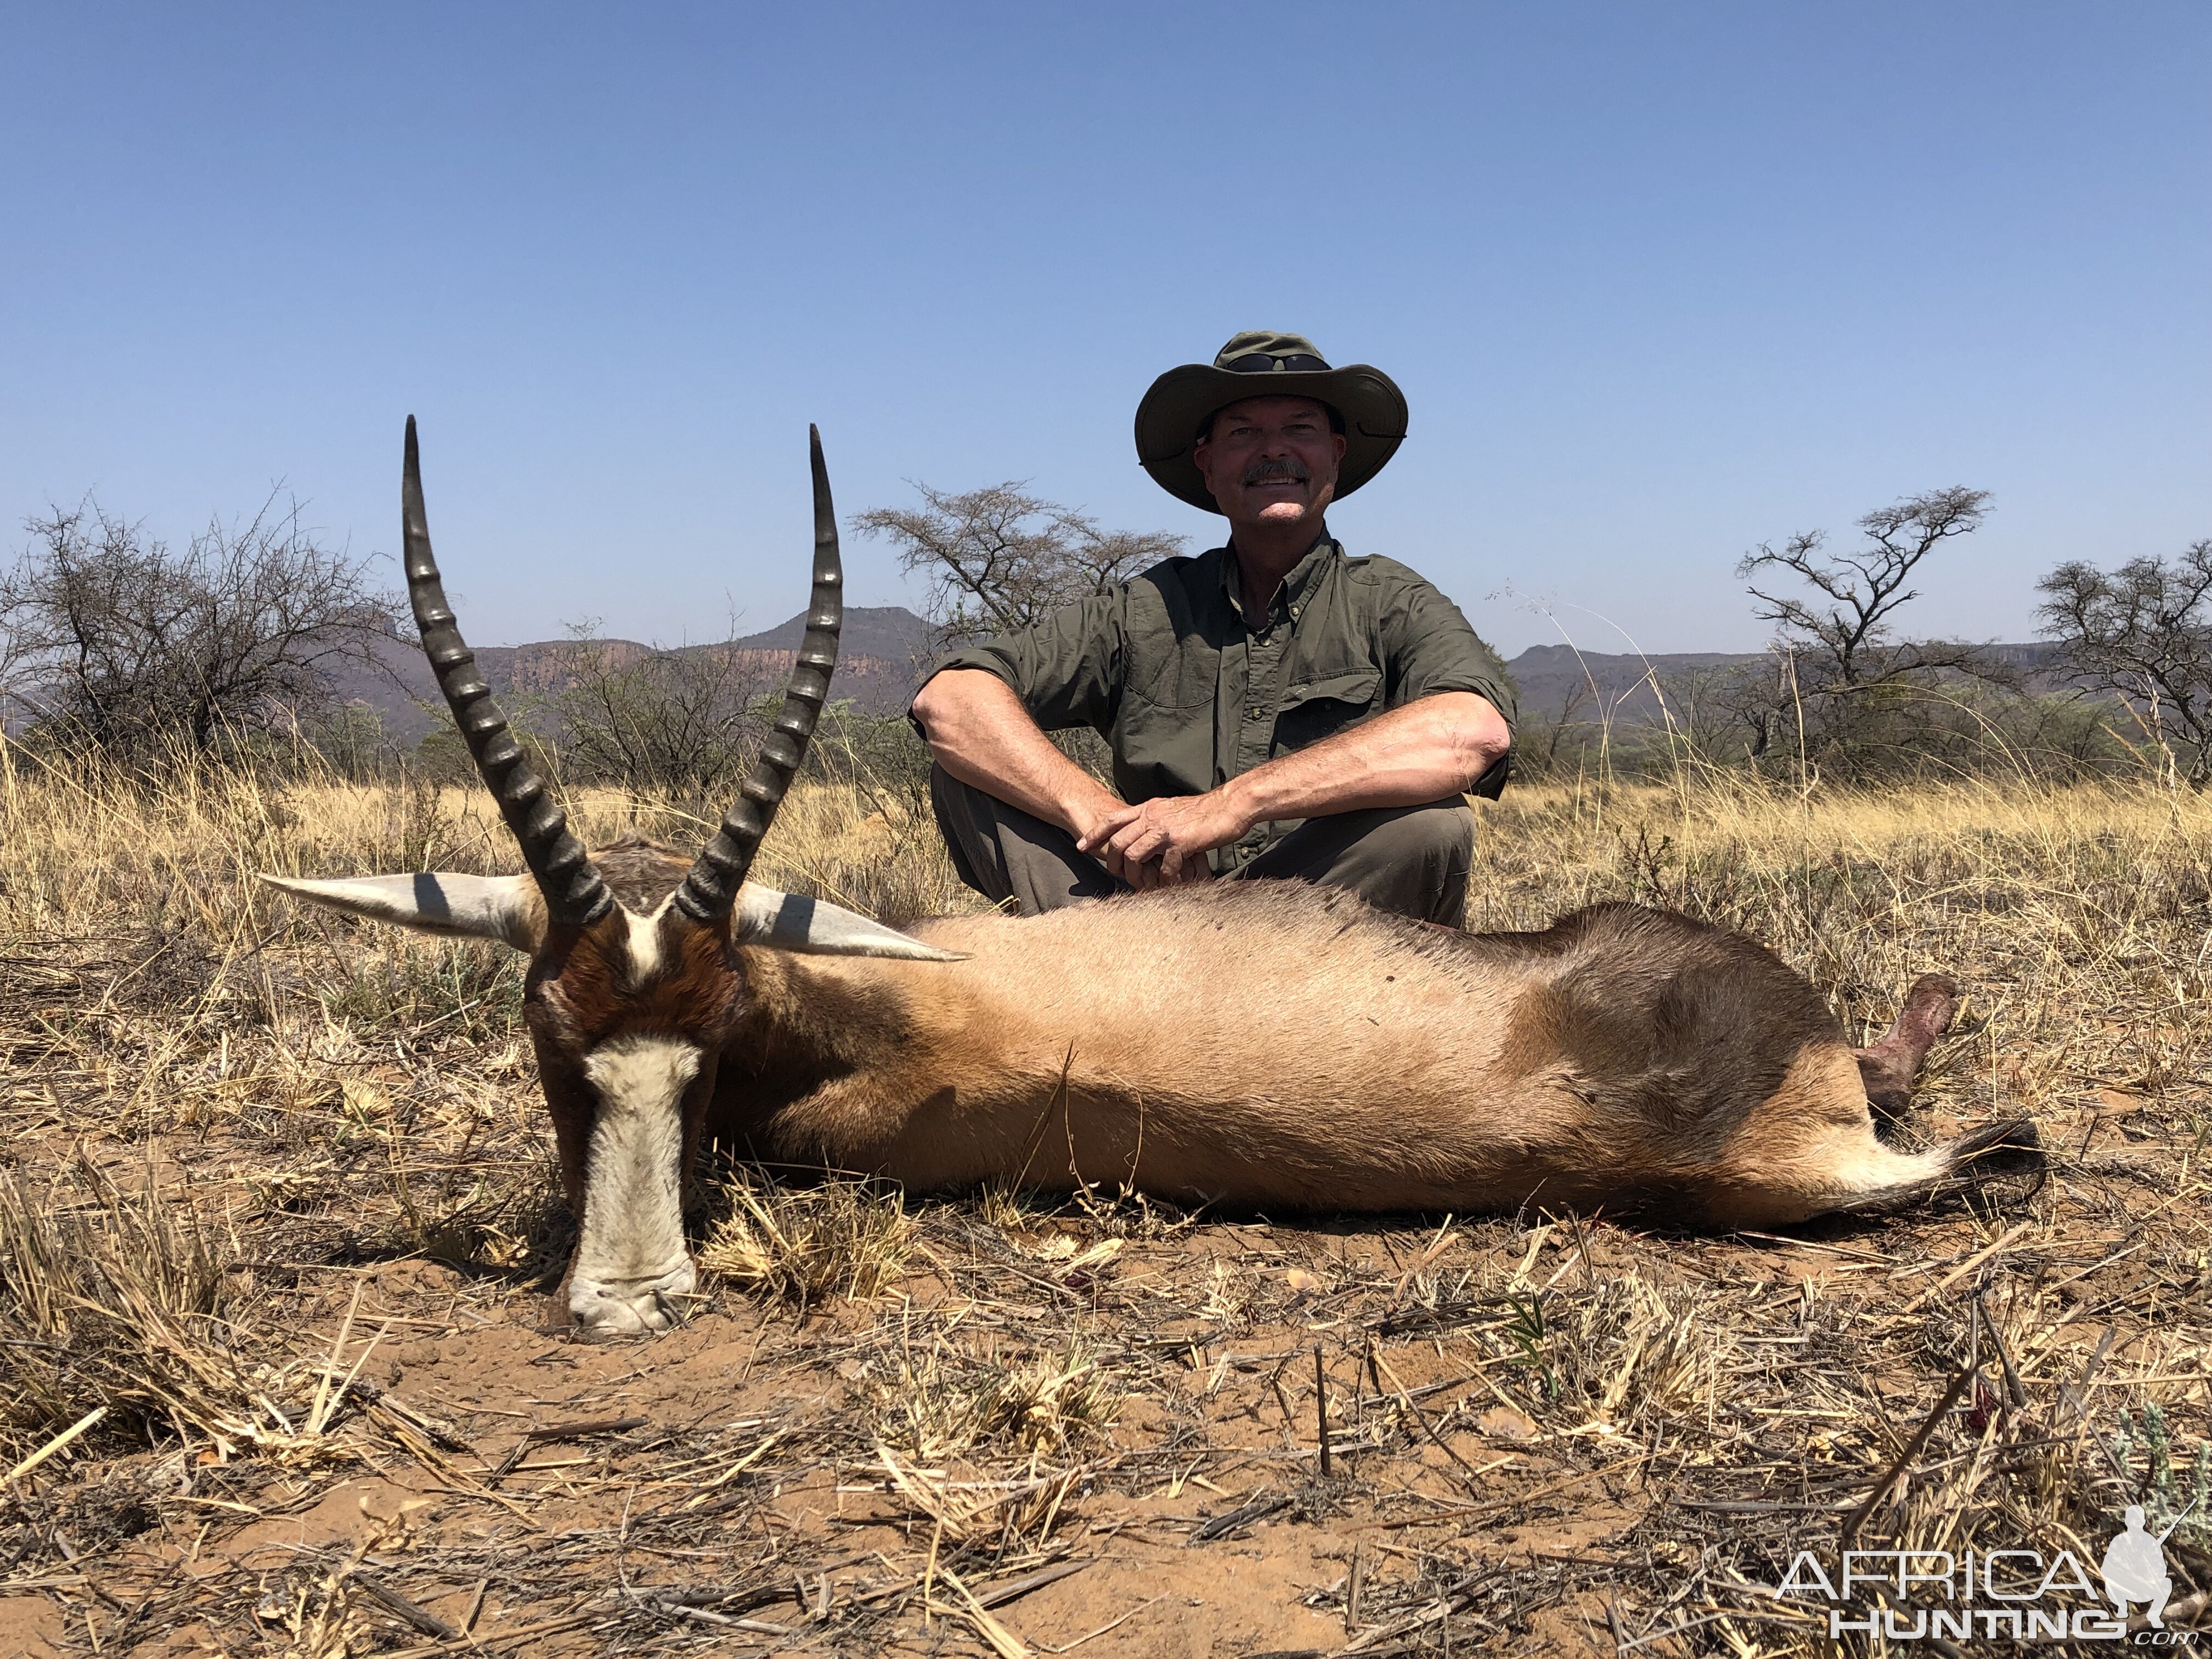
top-left (2, 741), bottom-right (2209, 1654)
top-left (0, 1157), bottom-right (249, 1455)
top-left (699, 1169), bottom-right (917, 1308)
top-left (863, 1332), bottom-right (1122, 1465)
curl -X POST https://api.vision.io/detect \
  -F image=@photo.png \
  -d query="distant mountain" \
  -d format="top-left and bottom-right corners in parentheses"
top-left (1504, 645), bottom-right (1761, 724)
top-left (1503, 640), bottom-right (2073, 723)
top-left (328, 605), bottom-right (2074, 745)
top-left (726, 605), bottom-right (936, 667)
top-left (329, 606), bottom-right (940, 743)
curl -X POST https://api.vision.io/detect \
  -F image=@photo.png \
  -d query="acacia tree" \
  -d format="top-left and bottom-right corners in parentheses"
top-left (2036, 540), bottom-right (2212, 788)
top-left (852, 482), bottom-right (1183, 651)
top-left (1726, 487), bottom-right (2010, 766)
top-left (0, 494), bottom-right (399, 761)
top-left (1735, 487), bottom-right (1994, 693)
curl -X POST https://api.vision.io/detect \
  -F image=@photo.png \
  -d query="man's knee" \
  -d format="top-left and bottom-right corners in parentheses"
top-left (1352, 799), bottom-right (1475, 871)
top-left (1348, 801), bottom-right (1474, 926)
top-left (928, 764), bottom-right (1001, 899)
top-left (928, 763), bottom-right (1121, 915)
top-left (1249, 798), bottom-right (1475, 926)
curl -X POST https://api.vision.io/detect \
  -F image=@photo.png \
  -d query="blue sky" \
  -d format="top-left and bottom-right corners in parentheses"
top-left (2, 3), bottom-right (2204, 659)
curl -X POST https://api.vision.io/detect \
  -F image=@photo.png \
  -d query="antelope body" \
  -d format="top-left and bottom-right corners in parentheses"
top-left (267, 424), bottom-right (2041, 1332)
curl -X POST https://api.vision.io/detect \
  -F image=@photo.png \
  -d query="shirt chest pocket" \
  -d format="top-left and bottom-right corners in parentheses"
top-left (1125, 652), bottom-right (1217, 711)
top-left (1272, 667), bottom-right (1382, 751)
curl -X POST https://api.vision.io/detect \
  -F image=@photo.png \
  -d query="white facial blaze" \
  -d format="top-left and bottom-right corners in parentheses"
top-left (573, 1035), bottom-right (703, 1332)
top-left (621, 906), bottom-right (668, 990)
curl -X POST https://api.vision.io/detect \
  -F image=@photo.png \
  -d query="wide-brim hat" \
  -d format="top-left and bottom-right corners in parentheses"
top-left (1133, 330), bottom-right (1408, 515)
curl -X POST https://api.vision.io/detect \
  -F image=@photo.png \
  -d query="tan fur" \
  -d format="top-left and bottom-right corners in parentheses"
top-left (276, 839), bottom-right (2038, 1329)
top-left (710, 882), bottom-right (1996, 1227)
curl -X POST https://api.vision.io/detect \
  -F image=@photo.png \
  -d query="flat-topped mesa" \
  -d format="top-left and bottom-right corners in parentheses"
top-left (261, 420), bottom-right (2043, 1334)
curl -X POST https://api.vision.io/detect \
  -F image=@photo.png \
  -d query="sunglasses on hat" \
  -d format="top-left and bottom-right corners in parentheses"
top-left (1222, 352), bottom-right (1332, 374)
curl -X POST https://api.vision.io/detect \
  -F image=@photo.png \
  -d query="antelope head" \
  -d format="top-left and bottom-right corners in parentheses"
top-left (266, 419), bottom-right (957, 1333)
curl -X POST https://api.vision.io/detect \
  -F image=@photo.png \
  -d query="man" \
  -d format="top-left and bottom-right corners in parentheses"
top-left (2101, 1506), bottom-right (2174, 1628)
top-left (908, 330), bottom-right (1514, 926)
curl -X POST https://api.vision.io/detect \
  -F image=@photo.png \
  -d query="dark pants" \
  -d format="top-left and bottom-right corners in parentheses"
top-left (929, 766), bottom-right (1475, 927)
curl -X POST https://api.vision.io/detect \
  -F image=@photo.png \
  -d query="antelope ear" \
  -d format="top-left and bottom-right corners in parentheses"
top-left (736, 887), bottom-right (966, 961)
top-left (261, 872), bottom-right (546, 952)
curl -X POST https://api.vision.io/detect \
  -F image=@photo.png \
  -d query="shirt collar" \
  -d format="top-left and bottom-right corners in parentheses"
top-left (1222, 533), bottom-right (1339, 628)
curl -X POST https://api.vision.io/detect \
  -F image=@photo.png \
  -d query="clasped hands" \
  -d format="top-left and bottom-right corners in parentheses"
top-left (1074, 787), bottom-right (1253, 890)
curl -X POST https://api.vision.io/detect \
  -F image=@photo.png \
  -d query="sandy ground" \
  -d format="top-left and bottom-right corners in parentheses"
top-left (3, 778), bottom-right (2208, 1654)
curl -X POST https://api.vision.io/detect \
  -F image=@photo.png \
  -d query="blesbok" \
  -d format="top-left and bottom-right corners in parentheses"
top-left (266, 421), bottom-right (2041, 1333)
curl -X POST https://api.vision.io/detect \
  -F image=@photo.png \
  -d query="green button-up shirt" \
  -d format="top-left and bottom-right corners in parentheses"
top-left (914, 537), bottom-right (1516, 868)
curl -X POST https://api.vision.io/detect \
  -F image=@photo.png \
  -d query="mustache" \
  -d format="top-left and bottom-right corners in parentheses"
top-left (1242, 457), bottom-right (1312, 487)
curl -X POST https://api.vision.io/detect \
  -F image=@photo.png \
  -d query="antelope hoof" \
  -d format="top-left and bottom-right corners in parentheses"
top-left (568, 1259), bottom-right (697, 1334)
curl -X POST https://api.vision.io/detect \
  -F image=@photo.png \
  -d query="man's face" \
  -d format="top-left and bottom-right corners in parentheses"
top-left (1192, 394), bottom-right (1346, 532)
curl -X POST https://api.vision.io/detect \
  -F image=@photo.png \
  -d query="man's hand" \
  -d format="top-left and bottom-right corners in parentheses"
top-left (1077, 788), bottom-right (1251, 889)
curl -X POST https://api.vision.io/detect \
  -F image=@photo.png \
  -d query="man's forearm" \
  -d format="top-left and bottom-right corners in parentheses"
top-left (910, 669), bottom-right (1122, 836)
top-left (1222, 692), bottom-right (1509, 825)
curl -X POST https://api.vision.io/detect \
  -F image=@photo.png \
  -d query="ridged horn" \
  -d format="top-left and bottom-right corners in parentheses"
top-left (402, 416), bottom-right (613, 929)
top-left (673, 425), bottom-right (842, 924)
